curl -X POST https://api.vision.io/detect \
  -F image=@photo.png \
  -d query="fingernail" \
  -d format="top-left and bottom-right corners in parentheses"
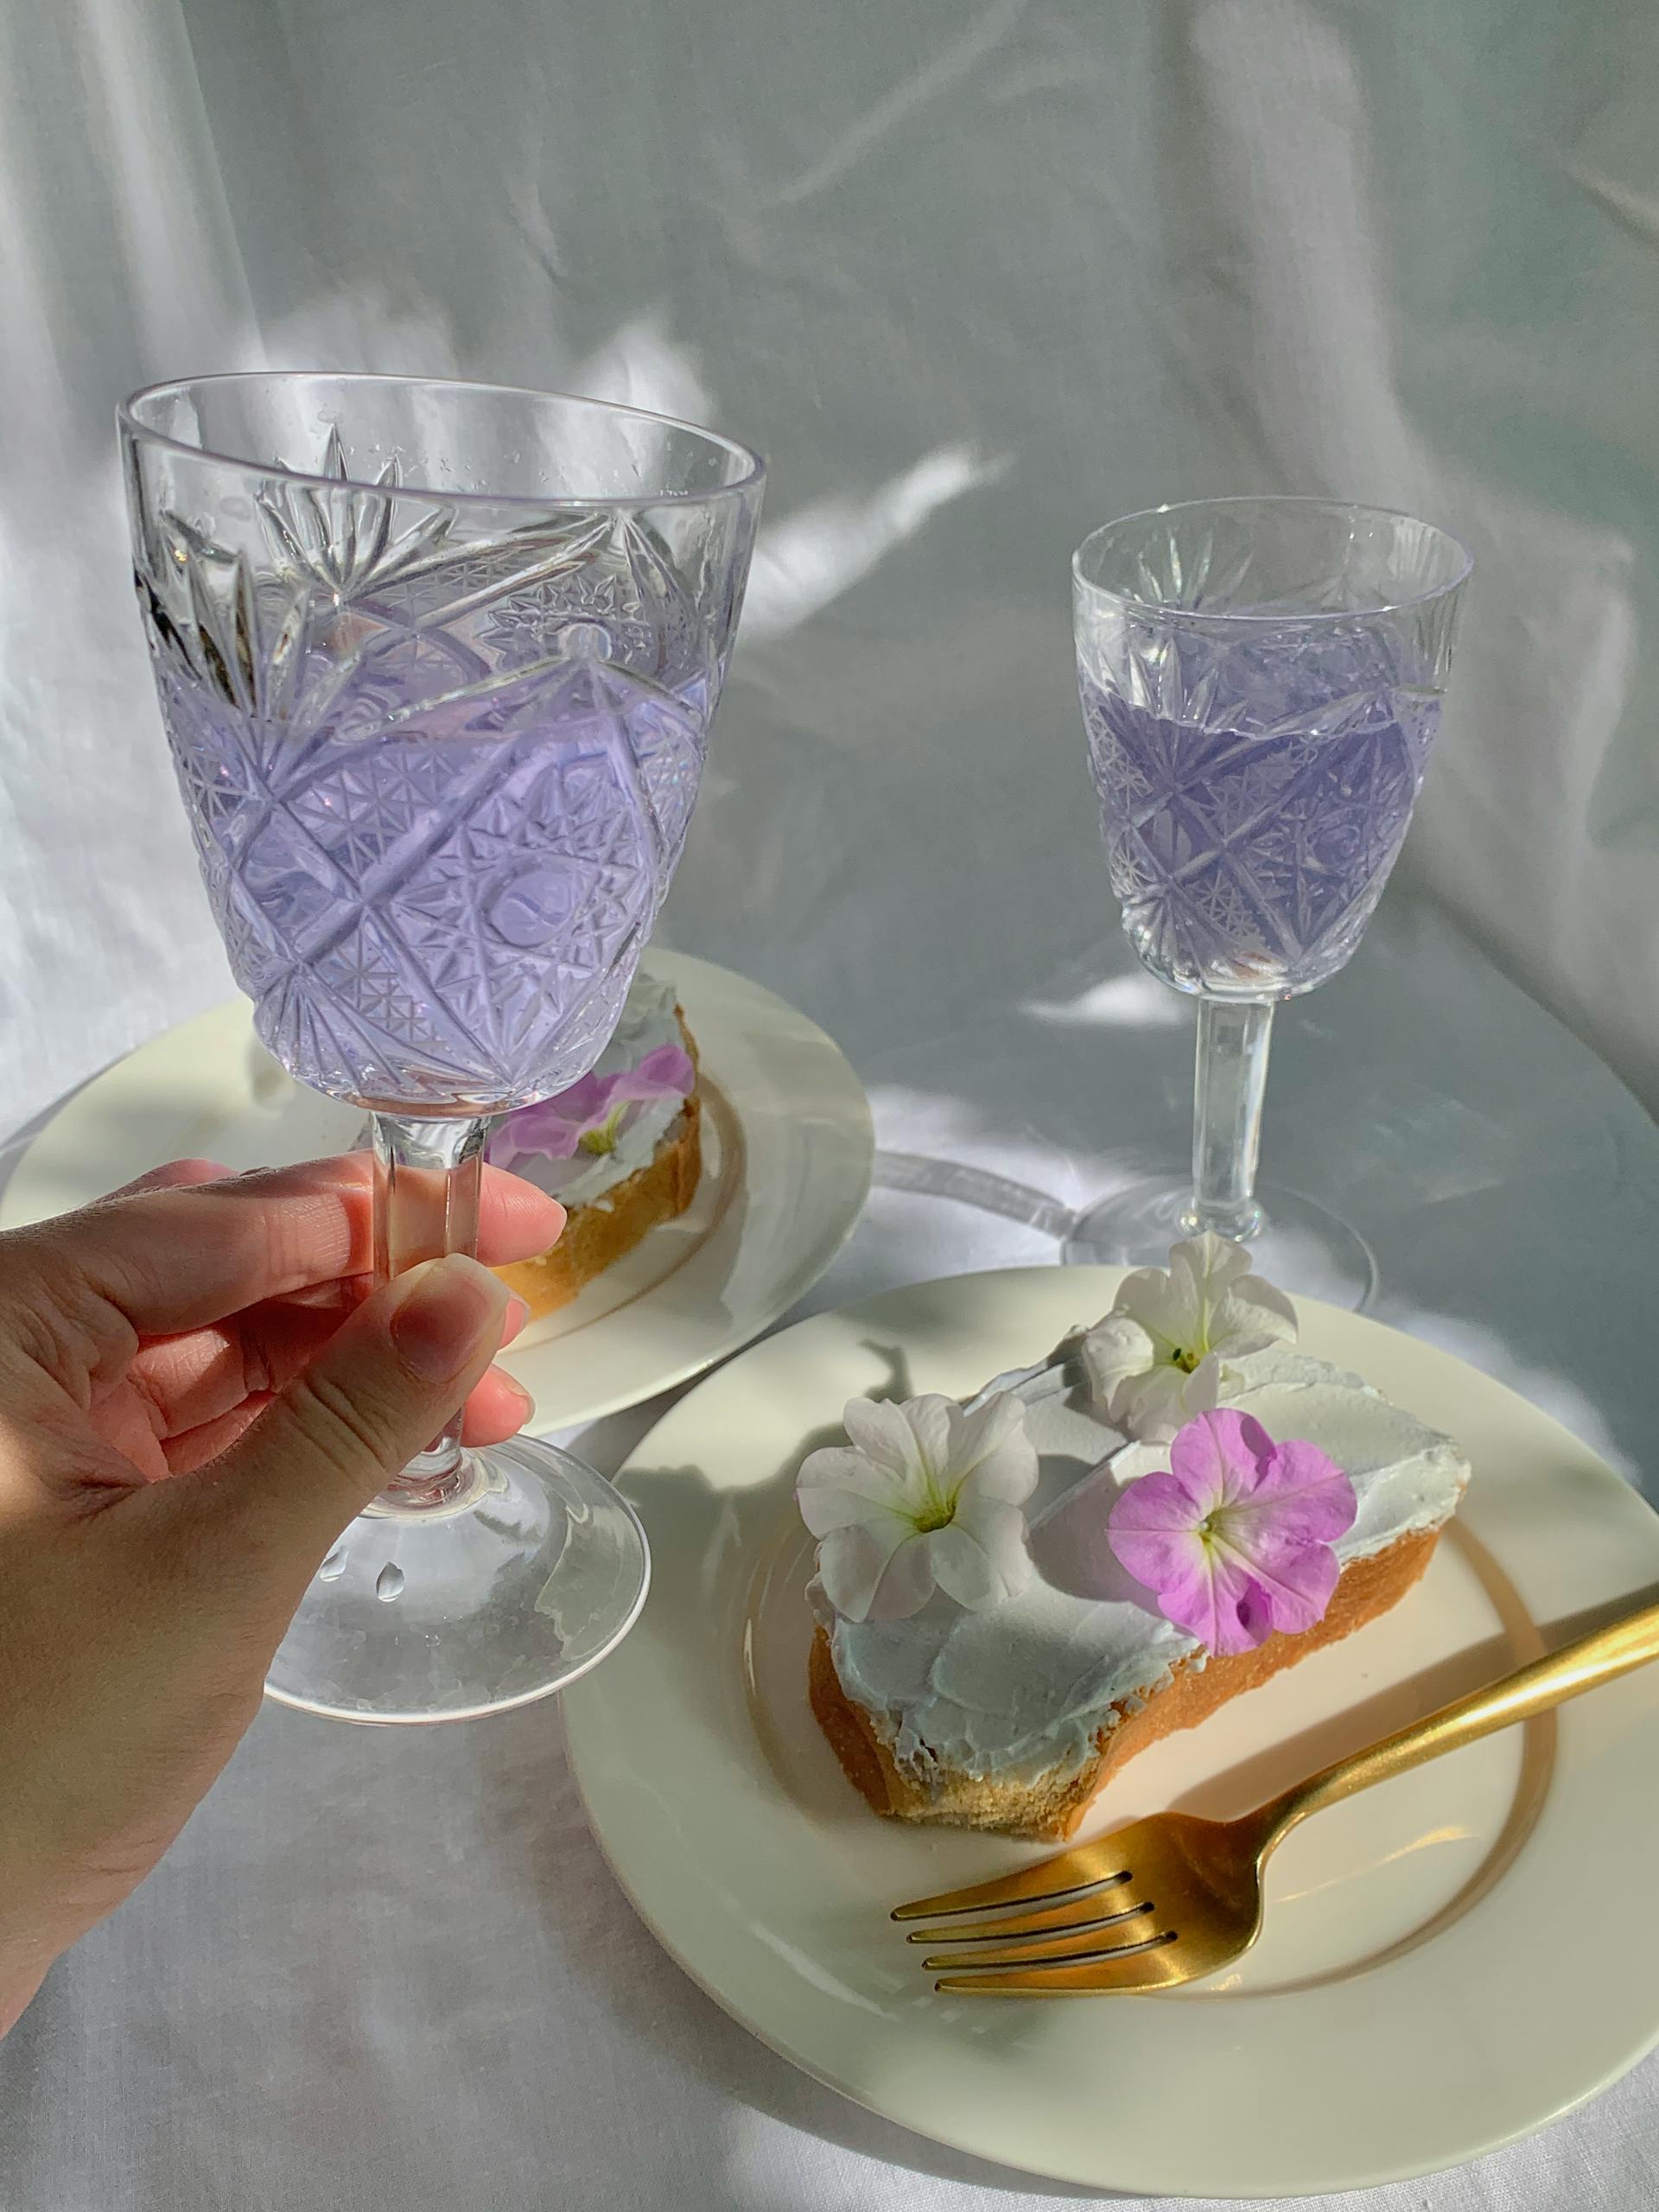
top-left (389, 1255), bottom-right (509, 1380)
top-left (503, 1295), bottom-right (531, 1342)
top-left (500, 1373), bottom-right (536, 1422)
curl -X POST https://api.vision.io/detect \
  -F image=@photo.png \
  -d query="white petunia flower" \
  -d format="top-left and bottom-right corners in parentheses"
top-left (797, 1392), bottom-right (1038, 1622)
top-left (1081, 1233), bottom-right (1297, 1443)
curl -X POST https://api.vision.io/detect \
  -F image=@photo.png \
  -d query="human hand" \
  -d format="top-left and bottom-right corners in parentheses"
top-left (0, 1154), bottom-right (565, 2033)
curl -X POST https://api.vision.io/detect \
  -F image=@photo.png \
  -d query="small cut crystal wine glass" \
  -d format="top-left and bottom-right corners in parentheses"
top-left (1066, 497), bottom-right (1471, 1307)
top-left (121, 372), bottom-right (764, 1720)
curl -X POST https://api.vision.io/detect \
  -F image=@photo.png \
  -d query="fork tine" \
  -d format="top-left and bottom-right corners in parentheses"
top-left (892, 1839), bottom-right (1134, 1923)
top-left (908, 1892), bottom-right (1152, 1946)
top-left (934, 1940), bottom-right (1184, 1998)
top-left (919, 1916), bottom-right (1169, 1974)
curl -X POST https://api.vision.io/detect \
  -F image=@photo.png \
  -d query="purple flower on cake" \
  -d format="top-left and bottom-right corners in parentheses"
top-left (1081, 1233), bottom-right (1298, 1444)
top-left (797, 1393), bottom-right (1039, 1623)
top-left (1106, 1408), bottom-right (1356, 1656)
top-left (487, 1044), bottom-right (694, 1171)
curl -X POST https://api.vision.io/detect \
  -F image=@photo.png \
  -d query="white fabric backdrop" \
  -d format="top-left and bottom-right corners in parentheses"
top-left (3, 0), bottom-right (1659, 1130)
top-left (5, 3), bottom-right (1659, 2207)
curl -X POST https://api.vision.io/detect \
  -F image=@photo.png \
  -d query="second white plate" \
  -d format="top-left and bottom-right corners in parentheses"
top-left (565, 1266), bottom-right (1659, 2196)
top-left (0, 951), bottom-right (874, 1431)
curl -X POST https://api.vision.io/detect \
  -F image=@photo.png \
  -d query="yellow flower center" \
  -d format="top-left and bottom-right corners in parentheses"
top-left (1170, 1345), bottom-right (1201, 1374)
top-left (911, 1471), bottom-right (959, 1534)
top-left (578, 1104), bottom-right (628, 1156)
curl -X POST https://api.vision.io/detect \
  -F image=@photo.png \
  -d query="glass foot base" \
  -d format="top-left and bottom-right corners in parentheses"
top-left (264, 1437), bottom-right (650, 1724)
top-left (1061, 1178), bottom-right (1378, 1312)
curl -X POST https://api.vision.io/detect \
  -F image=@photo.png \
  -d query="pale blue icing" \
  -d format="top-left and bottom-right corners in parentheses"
top-left (812, 1344), bottom-right (1469, 1789)
top-left (359, 975), bottom-right (690, 1210)
top-left (491, 976), bottom-right (689, 1209)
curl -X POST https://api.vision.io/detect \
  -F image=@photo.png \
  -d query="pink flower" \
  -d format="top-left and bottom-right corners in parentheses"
top-left (488, 1043), bottom-right (694, 1168)
top-left (1106, 1409), bottom-right (1357, 1656)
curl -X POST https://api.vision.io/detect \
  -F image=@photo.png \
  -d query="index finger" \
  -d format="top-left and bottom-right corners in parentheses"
top-left (2, 1154), bottom-right (564, 1340)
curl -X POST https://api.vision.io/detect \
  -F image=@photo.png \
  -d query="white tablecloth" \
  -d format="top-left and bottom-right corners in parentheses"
top-left (3, 892), bottom-right (1658, 2210)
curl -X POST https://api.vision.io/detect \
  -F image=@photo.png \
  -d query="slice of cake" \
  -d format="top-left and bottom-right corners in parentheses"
top-left (799, 1237), bottom-right (1469, 1840)
top-left (487, 974), bottom-right (701, 1317)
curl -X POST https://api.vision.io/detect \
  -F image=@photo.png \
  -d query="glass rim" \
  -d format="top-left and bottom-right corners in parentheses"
top-left (1071, 494), bottom-right (1474, 627)
top-left (118, 368), bottom-right (767, 512)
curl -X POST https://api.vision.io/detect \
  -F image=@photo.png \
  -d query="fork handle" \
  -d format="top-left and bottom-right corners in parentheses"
top-left (1259, 1592), bottom-right (1659, 1849)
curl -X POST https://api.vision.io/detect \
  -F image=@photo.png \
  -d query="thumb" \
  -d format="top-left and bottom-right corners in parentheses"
top-left (197, 1254), bottom-right (512, 1560)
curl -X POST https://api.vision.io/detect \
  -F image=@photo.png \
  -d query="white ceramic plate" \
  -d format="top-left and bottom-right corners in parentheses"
top-left (0, 952), bottom-right (873, 1432)
top-left (564, 1266), bottom-right (1659, 2198)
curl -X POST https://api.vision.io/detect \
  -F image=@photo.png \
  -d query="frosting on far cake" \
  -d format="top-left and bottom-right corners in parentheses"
top-left (809, 1339), bottom-right (1469, 1788)
top-left (486, 976), bottom-right (691, 1211)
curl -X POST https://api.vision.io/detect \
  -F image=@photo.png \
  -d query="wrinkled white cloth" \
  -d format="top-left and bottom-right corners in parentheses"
top-left (3, 2), bottom-right (1659, 1134)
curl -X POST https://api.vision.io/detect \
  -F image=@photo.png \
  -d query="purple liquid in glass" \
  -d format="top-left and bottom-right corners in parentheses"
top-left (1079, 639), bottom-right (1440, 997)
top-left (152, 550), bottom-right (709, 1110)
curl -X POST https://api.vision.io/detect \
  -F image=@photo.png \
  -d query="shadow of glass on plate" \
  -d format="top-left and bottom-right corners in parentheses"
top-left (871, 1151), bottom-right (1074, 1243)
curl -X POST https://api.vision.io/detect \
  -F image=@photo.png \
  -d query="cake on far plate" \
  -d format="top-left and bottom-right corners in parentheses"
top-left (798, 1236), bottom-right (1471, 1840)
top-left (486, 974), bottom-right (702, 1318)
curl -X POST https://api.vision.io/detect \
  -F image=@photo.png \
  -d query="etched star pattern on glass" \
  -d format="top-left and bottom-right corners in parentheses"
top-left (123, 373), bottom-right (763, 1721)
top-left (1067, 499), bottom-right (1471, 1307)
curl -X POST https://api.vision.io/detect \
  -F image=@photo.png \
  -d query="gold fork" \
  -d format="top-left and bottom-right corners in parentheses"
top-left (895, 1592), bottom-right (1659, 1995)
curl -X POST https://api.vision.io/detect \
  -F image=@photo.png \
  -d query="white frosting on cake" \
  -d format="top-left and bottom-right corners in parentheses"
top-left (810, 1342), bottom-right (1469, 1788)
top-left (491, 976), bottom-right (690, 1211)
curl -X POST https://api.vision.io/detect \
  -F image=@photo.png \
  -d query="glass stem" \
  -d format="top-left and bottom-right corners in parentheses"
top-left (1184, 999), bottom-right (1274, 1243)
top-left (368, 1113), bottom-right (487, 1514)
